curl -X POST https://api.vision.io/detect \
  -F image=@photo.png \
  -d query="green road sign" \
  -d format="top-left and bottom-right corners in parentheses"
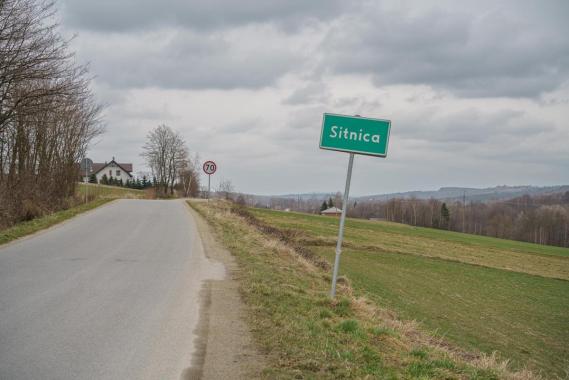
top-left (319, 113), bottom-right (392, 297)
top-left (319, 113), bottom-right (391, 157)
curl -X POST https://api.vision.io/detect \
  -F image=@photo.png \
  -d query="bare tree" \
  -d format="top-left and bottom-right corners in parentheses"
top-left (217, 178), bottom-right (235, 200)
top-left (141, 124), bottom-right (188, 196)
top-left (235, 193), bottom-right (246, 206)
top-left (0, 0), bottom-right (103, 228)
top-left (333, 191), bottom-right (343, 209)
top-left (178, 153), bottom-right (200, 198)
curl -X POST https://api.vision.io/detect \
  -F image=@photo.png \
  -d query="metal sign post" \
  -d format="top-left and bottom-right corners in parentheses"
top-left (319, 113), bottom-right (391, 298)
top-left (202, 160), bottom-right (217, 201)
top-left (330, 153), bottom-right (354, 298)
top-left (80, 157), bottom-right (91, 204)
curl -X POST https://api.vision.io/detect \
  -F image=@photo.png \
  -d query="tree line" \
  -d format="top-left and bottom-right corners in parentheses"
top-left (0, 0), bottom-right (103, 228)
top-left (348, 192), bottom-right (569, 248)
top-left (319, 196), bottom-right (341, 212)
top-left (93, 174), bottom-right (153, 190)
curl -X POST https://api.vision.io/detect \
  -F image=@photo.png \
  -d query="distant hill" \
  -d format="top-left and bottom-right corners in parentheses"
top-left (244, 185), bottom-right (569, 207)
top-left (243, 192), bottom-right (336, 207)
top-left (276, 193), bottom-right (336, 201)
top-left (255, 185), bottom-right (569, 204)
top-left (355, 185), bottom-right (569, 203)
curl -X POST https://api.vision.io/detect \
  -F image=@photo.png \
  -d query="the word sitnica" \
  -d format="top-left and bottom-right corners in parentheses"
top-left (329, 126), bottom-right (381, 144)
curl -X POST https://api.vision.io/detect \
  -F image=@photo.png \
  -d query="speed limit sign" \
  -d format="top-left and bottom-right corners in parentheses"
top-left (203, 161), bottom-right (216, 175)
top-left (203, 160), bottom-right (216, 200)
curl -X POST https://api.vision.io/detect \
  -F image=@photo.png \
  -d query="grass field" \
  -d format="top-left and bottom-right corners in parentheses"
top-left (249, 208), bottom-right (569, 378)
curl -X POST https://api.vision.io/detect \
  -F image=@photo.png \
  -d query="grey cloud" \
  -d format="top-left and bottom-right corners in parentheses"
top-left (76, 29), bottom-right (299, 90)
top-left (283, 82), bottom-right (330, 105)
top-left (287, 109), bottom-right (320, 129)
top-left (217, 119), bottom-right (263, 134)
top-left (396, 108), bottom-right (556, 144)
top-left (322, 2), bottom-right (569, 97)
top-left (69, 0), bottom-right (569, 95)
top-left (61, 0), bottom-right (346, 32)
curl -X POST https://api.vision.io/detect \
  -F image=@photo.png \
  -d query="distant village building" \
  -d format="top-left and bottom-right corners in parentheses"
top-left (321, 207), bottom-right (342, 217)
top-left (79, 158), bottom-right (133, 183)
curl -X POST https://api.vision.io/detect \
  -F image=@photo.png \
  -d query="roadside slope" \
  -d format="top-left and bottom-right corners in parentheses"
top-left (190, 201), bottom-right (537, 379)
top-left (0, 198), bottom-right (113, 246)
top-left (1, 184), bottom-right (146, 247)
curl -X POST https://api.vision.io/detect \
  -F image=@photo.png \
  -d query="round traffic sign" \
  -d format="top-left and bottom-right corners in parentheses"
top-left (203, 160), bottom-right (217, 175)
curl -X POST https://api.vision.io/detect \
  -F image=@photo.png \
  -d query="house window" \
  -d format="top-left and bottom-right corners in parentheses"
top-left (109, 169), bottom-right (112, 176)
top-left (116, 170), bottom-right (120, 176)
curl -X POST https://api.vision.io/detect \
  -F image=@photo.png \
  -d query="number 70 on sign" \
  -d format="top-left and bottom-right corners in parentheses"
top-left (203, 160), bottom-right (216, 200)
top-left (203, 161), bottom-right (216, 175)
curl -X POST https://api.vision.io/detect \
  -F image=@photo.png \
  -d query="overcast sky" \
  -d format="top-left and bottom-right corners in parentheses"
top-left (60, 0), bottom-right (569, 195)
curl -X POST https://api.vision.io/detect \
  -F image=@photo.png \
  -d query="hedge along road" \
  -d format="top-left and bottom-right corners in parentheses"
top-left (0, 199), bottom-right (225, 380)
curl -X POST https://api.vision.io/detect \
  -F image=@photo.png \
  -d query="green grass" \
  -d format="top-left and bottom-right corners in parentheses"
top-left (76, 183), bottom-right (146, 199)
top-left (250, 209), bottom-right (569, 258)
top-left (190, 201), bottom-right (532, 379)
top-left (249, 208), bottom-right (569, 377)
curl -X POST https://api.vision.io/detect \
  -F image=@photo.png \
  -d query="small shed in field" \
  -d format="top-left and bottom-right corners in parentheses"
top-left (321, 207), bottom-right (342, 217)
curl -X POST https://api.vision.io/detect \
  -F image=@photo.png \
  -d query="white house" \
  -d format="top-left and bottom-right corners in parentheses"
top-left (80, 158), bottom-right (133, 183)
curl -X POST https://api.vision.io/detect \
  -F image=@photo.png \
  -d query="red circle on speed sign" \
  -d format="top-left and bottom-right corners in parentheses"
top-left (203, 160), bottom-right (217, 175)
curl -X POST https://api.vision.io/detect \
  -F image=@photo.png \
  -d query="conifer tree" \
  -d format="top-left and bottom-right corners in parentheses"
top-left (441, 203), bottom-right (450, 229)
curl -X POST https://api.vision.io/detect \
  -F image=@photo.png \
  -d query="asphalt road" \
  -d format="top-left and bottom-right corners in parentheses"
top-left (0, 199), bottom-right (224, 380)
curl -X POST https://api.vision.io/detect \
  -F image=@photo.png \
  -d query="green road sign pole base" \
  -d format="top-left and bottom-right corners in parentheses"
top-left (330, 152), bottom-right (355, 298)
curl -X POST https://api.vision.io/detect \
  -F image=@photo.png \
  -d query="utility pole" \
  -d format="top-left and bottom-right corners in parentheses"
top-left (85, 161), bottom-right (88, 203)
top-left (81, 157), bottom-right (89, 204)
top-left (462, 191), bottom-right (466, 233)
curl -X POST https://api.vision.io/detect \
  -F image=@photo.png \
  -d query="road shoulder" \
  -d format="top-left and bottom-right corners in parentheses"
top-left (185, 203), bottom-right (265, 379)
